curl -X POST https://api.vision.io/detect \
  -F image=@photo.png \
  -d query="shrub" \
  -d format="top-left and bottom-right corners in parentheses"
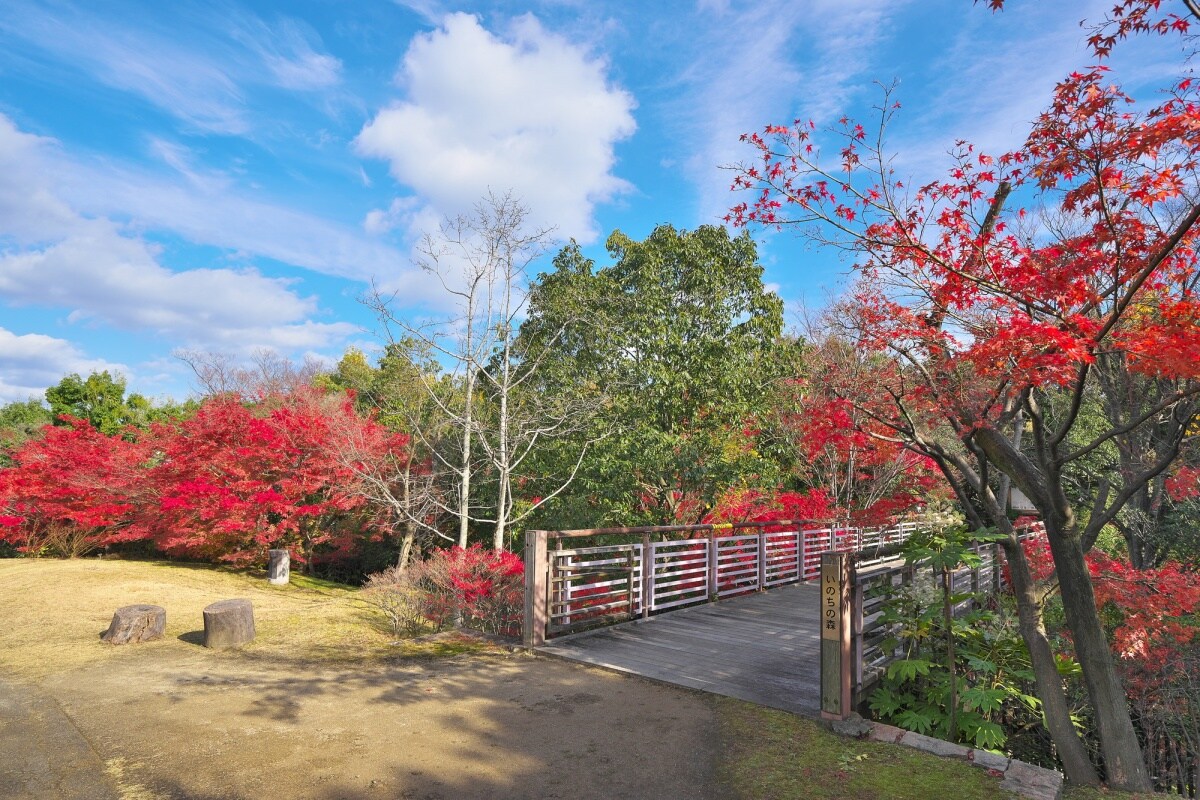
top-left (868, 518), bottom-right (1066, 753)
top-left (362, 564), bottom-right (429, 637)
top-left (363, 545), bottom-right (524, 638)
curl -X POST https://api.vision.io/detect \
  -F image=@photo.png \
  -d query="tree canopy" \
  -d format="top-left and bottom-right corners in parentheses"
top-left (519, 224), bottom-right (787, 526)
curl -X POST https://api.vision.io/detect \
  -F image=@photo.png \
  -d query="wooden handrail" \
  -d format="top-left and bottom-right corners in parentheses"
top-left (530, 518), bottom-right (837, 540)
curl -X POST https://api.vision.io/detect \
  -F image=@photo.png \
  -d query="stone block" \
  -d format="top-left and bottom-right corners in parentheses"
top-left (267, 549), bottom-right (290, 586)
top-left (968, 749), bottom-right (1011, 772)
top-left (831, 712), bottom-right (873, 738)
top-left (1000, 760), bottom-right (1063, 800)
top-left (899, 730), bottom-right (970, 759)
top-left (868, 723), bottom-right (906, 744)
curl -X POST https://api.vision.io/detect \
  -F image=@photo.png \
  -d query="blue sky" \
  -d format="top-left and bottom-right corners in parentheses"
top-left (0, 0), bottom-right (1181, 403)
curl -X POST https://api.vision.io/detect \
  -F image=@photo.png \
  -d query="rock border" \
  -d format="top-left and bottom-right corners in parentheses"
top-left (834, 715), bottom-right (1063, 800)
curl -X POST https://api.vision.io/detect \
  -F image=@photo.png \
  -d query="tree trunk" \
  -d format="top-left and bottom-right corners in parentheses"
top-left (398, 461), bottom-right (415, 570)
top-left (1044, 522), bottom-right (1152, 790)
top-left (458, 387), bottom-right (473, 549)
top-left (975, 424), bottom-right (1148, 788)
top-left (1003, 535), bottom-right (1101, 786)
top-left (494, 343), bottom-right (510, 552)
top-left (398, 522), bottom-right (415, 570)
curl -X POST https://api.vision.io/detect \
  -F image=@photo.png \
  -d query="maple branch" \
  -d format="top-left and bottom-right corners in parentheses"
top-left (1095, 200), bottom-right (1200, 343)
top-left (1049, 362), bottom-right (1091, 448)
top-left (1062, 383), bottom-right (1200, 465)
top-left (1085, 440), bottom-right (1186, 539)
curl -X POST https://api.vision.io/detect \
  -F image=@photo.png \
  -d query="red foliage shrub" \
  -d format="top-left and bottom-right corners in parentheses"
top-left (412, 545), bottom-right (525, 637)
top-left (1023, 538), bottom-right (1200, 692)
top-left (704, 487), bottom-right (832, 529)
top-left (0, 417), bottom-right (151, 556)
top-left (0, 389), bottom-right (412, 570)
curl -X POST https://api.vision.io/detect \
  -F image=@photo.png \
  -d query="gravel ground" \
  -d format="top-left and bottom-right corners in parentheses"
top-left (3, 649), bottom-right (727, 800)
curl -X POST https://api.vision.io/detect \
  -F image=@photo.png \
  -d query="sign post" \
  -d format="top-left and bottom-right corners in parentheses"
top-left (820, 552), bottom-right (853, 720)
top-left (523, 530), bottom-right (549, 648)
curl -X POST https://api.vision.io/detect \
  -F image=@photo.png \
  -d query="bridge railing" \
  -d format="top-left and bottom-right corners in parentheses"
top-left (523, 519), bottom-right (923, 647)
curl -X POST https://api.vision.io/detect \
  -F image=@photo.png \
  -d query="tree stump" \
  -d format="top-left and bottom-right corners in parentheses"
top-left (202, 599), bottom-right (255, 649)
top-left (267, 549), bottom-right (290, 585)
top-left (102, 604), bottom-right (166, 645)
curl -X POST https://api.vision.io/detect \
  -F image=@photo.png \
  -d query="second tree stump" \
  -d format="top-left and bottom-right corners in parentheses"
top-left (202, 598), bottom-right (255, 649)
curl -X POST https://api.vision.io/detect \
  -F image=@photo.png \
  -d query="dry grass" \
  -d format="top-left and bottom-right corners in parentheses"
top-left (0, 557), bottom-right (500, 680)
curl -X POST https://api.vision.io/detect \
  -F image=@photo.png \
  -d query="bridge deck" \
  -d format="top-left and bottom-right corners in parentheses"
top-left (537, 582), bottom-right (822, 715)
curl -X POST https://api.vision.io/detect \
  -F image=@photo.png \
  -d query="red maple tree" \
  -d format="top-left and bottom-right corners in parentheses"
top-left (137, 389), bottom-right (408, 568)
top-left (0, 388), bottom-right (415, 572)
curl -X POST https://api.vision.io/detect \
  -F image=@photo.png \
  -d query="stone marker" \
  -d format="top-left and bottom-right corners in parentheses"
top-left (202, 599), bottom-right (255, 649)
top-left (267, 549), bottom-right (290, 585)
top-left (101, 604), bottom-right (166, 645)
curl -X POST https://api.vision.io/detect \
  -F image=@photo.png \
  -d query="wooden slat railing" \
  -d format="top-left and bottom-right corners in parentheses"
top-left (523, 519), bottom-right (927, 647)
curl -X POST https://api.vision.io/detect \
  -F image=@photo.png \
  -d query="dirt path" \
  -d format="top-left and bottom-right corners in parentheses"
top-left (7, 649), bottom-right (726, 800)
top-left (0, 677), bottom-right (120, 800)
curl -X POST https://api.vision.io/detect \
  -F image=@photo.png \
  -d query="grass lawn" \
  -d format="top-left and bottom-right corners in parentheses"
top-left (0, 556), bottom-right (494, 680)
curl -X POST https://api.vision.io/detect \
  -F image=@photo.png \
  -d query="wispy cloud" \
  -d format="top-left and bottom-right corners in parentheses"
top-left (229, 14), bottom-right (343, 91)
top-left (0, 1), bottom-right (344, 135)
top-left (390, 0), bottom-right (445, 26)
top-left (1, 117), bottom-right (411, 283)
top-left (661, 0), bottom-right (904, 223)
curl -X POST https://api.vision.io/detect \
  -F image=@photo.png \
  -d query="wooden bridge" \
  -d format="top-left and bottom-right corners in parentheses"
top-left (539, 581), bottom-right (824, 714)
top-left (523, 520), bottom-right (1037, 717)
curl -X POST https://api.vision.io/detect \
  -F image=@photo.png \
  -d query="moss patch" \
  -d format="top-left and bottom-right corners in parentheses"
top-left (1064, 786), bottom-right (1171, 799)
top-left (714, 698), bottom-right (1011, 800)
top-left (713, 698), bottom-right (1179, 800)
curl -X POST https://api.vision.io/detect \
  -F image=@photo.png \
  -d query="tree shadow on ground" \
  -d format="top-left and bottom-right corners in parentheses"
top-left (59, 652), bottom-right (729, 800)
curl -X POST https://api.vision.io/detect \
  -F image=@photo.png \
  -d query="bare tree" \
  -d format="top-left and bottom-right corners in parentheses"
top-left (367, 192), bottom-right (604, 550)
top-left (175, 349), bottom-right (325, 399)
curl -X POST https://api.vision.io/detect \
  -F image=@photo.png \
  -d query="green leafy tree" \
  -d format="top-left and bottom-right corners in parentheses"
top-left (519, 225), bottom-right (786, 526)
top-left (0, 399), bottom-right (54, 468)
top-left (45, 371), bottom-right (152, 435)
top-left (321, 342), bottom-right (459, 566)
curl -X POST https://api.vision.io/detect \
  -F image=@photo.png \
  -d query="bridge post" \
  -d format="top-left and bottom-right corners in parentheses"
top-left (523, 529), bottom-right (549, 648)
top-left (707, 530), bottom-right (718, 600)
top-left (820, 552), bottom-right (853, 721)
top-left (641, 534), bottom-right (653, 619)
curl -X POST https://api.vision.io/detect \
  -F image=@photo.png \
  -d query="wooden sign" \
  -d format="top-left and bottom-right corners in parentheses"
top-left (820, 552), bottom-right (852, 720)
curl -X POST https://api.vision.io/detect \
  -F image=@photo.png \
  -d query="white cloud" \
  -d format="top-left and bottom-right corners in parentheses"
top-left (1, 219), bottom-right (310, 333)
top-left (355, 12), bottom-right (636, 244)
top-left (0, 327), bottom-right (127, 404)
top-left (0, 122), bottom-right (81, 244)
top-left (364, 196), bottom-right (422, 235)
top-left (0, 114), bottom-right (360, 355)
